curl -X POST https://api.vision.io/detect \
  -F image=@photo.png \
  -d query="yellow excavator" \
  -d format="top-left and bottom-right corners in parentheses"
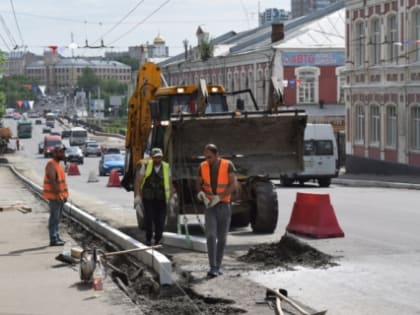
top-left (122, 61), bottom-right (307, 233)
top-left (0, 124), bottom-right (12, 154)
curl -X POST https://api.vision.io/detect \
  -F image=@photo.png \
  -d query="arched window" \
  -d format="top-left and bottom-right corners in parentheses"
top-left (412, 106), bottom-right (420, 149)
top-left (414, 11), bottom-right (420, 61)
top-left (370, 105), bottom-right (380, 145)
top-left (240, 71), bottom-right (246, 90)
top-left (386, 106), bottom-right (397, 147)
top-left (387, 14), bottom-right (398, 63)
top-left (354, 21), bottom-right (365, 66)
top-left (295, 67), bottom-right (320, 104)
top-left (370, 18), bottom-right (381, 65)
top-left (355, 105), bottom-right (365, 142)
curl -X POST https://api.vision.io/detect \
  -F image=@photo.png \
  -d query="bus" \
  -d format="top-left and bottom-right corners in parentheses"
top-left (69, 127), bottom-right (88, 146)
top-left (17, 120), bottom-right (32, 139)
top-left (45, 113), bottom-right (55, 128)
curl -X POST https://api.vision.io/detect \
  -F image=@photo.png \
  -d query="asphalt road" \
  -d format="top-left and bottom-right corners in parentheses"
top-left (4, 117), bottom-right (420, 314)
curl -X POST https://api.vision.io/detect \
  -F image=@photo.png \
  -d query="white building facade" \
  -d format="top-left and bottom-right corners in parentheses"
top-left (344, 0), bottom-right (420, 172)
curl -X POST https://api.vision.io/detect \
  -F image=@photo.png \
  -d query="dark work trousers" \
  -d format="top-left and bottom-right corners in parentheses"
top-left (48, 199), bottom-right (65, 242)
top-left (204, 202), bottom-right (231, 272)
top-left (143, 199), bottom-right (167, 243)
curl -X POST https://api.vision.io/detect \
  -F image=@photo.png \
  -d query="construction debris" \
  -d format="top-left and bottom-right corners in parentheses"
top-left (0, 202), bottom-right (32, 213)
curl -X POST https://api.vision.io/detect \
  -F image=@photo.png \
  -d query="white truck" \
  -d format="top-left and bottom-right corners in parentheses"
top-left (280, 123), bottom-right (339, 187)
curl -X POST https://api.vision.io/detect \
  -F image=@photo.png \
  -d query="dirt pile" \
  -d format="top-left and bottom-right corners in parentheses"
top-left (238, 233), bottom-right (338, 270)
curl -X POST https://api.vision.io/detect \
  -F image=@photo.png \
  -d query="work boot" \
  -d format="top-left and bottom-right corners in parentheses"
top-left (50, 240), bottom-right (65, 246)
top-left (206, 268), bottom-right (218, 278)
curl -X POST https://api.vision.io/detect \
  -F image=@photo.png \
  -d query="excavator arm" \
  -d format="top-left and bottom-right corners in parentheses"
top-left (121, 62), bottom-right (162, 191)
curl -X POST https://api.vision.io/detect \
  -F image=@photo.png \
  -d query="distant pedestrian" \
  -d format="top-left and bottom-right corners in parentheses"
top-left (42, 144), bottom-right (68, 246)
top-left (134, 148), bottom-right (175, 246)
top-left (196, 143), bottom-right (237, 278)
top-left (15, 138), bottom-right (19, 151)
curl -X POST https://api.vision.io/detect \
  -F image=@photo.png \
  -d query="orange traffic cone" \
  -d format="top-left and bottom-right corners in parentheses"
top-left (286, 192), bottom-right (344, 238)
top-left (107, 169), bottom-right (121, 187)
top-left (67, 163), bottom-right (80, 176)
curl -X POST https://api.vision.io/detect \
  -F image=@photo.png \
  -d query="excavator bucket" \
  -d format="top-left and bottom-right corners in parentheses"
top-left (168, 110), bottom-right (307, 179)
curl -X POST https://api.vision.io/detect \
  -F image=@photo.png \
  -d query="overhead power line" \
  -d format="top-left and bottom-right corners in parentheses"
top-left (0, 14), bottom-right (17, 49)
top-left (110, 0), bottom-right (170, 45)
top-left (0, 32), bottom-right (11, 51)
top-left (92, 0), bottom-right (145, 45)
top-left (9, 0), bottom-right (25, 47)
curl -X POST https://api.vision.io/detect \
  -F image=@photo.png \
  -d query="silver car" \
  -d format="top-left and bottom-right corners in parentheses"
top-left (82, 141), bottom-right (101, 157)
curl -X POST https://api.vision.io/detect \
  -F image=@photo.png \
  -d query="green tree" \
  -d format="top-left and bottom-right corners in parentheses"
top-left (114, 55), bottom-right (139, 71)
top-left (199, 37), bottom-right (214, 62)
top-left (77, 67), bottom-right (101, 95)
top-left (0, 74), bottom-right (38, 109)
top-left (100, 79), bottom-right (128, 117)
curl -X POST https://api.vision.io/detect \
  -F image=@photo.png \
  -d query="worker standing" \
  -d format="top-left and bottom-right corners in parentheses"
top-left (197, 143), bottom-right (237, 278)
top-left (42, 144), bottom-right (68, 246)
top-left (134, 148), bottom-right (175, 246)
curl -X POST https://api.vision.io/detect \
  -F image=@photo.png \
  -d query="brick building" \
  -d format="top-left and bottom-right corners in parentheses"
top-left (344, 0), bottom-right (420, 174)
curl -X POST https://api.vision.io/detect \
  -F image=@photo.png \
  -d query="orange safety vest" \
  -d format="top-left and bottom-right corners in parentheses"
top-left (200, 159), bottom-right (231, 203)
top-left (43, 160), bottom-right (69, 200)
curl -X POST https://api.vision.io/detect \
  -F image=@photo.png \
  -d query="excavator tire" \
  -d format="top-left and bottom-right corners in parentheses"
top-left (318, 178), bottom-right (331, 187)
top-left (280, 176), bottom-right (294, 187)
top-left (230, 210), bottom-right (250, 228)
top-left (250, 181), bottom-right (278, 234)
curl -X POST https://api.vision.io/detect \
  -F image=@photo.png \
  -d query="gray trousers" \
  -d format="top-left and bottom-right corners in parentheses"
top-left (205, 202), bottom-right (231, 271)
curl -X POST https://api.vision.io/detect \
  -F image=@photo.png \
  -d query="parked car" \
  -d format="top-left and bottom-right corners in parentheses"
top-left (35, 119), bottom-right (42, 125)
top-left (38, 141), bottom-right (44, 154)
top-left (83, 141), bottom-right (101, 157)
top-left (61, 129), bottom-right (71, 138)
top-left (42, 126), bottom-right (51, 134)
top-left (98, 153), bottom-right (125, 176)
top-left (49, 130), bottom-right (61, 136)
top-left (102, 147), bottom-right (121, 155)
top-left (65, 146), bottom-right (84, 164)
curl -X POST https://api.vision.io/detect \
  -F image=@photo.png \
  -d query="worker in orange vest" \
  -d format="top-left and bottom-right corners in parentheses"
top-left (42, 144), bottom-right (69, 246)
top-left (196, 143), bottom-right (237, 278)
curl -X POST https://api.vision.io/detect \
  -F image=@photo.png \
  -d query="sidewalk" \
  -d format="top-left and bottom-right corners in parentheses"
top-left (333, 171), bottom-right (420, 190)
top-left (0, 166), bottom-right (141, 315)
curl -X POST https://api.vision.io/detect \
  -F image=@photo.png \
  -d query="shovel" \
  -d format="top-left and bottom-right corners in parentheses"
top-left (266, 288), bottom-right (327, 315)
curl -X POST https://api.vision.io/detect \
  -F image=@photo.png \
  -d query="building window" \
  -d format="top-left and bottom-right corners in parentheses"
top-left (356, 105), bottom-right (365, 142)
top-left (412, 106), bottom-right (420, 149)
top-left (336, 66), bottom-right (345, 103)
top-left (370, 105), bottom-right (380, 144)
top-left (295, 67), bottom-right (319, 104)
top-left (415, 12), bottom-right (420, 61)
top-left (371, 18), bottom-right (381, 65)
top-left (388, 15), bottom-right (398, 63)
top-left (386, 106), bottom-right (397, 146)
top-left (355, 21), bottom-right (365, 66)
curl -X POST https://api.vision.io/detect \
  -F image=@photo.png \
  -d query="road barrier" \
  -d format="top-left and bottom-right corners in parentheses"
top-left (87, 170), bottom-right (99, 182)
top-left (67, 163), bottom-right (80, 176)
top-left (107, 169), bottom-right (121, 187)
top-left (286, 192), bottom-right (344, 238)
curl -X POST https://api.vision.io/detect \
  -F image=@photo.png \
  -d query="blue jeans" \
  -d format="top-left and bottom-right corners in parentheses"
top-left (205, 202), bottom-right (231, 272)
top-left (48, 200), bottom-right (64, 242)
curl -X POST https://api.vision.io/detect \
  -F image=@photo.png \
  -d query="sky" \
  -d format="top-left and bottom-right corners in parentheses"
top-left (0, 0), bottom-right (290, 58)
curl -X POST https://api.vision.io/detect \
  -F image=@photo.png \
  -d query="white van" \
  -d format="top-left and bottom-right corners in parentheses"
top-left (280, 123), bottom-right (338, 187)
top-left (69, 127), bottom-right (88, 146)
